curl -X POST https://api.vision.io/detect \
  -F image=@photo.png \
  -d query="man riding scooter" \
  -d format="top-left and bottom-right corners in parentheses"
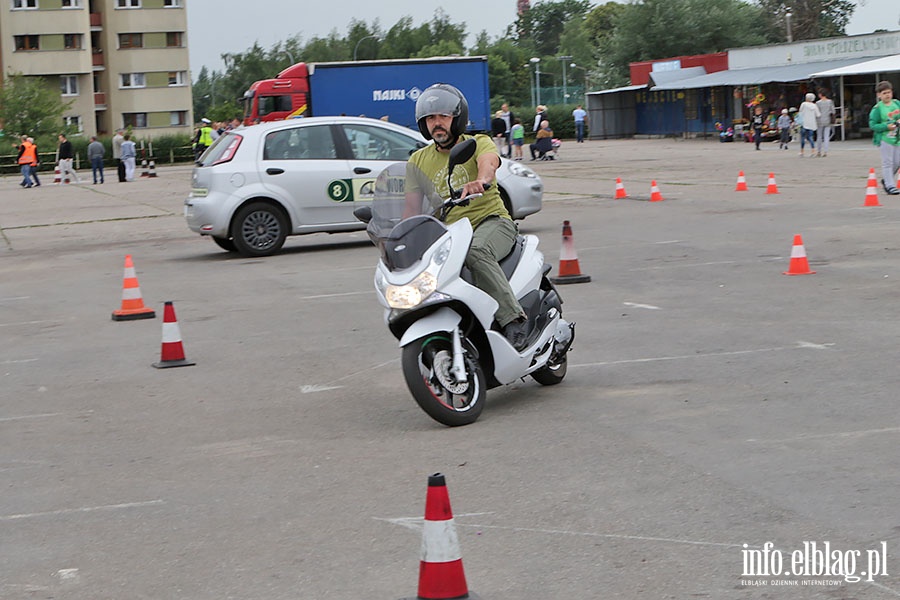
top-left (404, 83), bottom-right (529, 349)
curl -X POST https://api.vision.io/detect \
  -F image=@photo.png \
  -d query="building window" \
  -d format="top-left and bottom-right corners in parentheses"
top-left (170, 111), bottom-right (186, 126)
top-left (118, 33), bottom-right (143, 49)
top-left (167, 71), bottom-right (186, 86)
top-left (123, 113), bottom-right (147, 128)
top-left (12, 0), bottom-right (38, 8)
top-left (14, 35), bottom-right (40, 51)
top-left (61, 0), bottom-right (81, 7)
top-left (120, 73), bottom-right (146, 88)
top-left (166, 32), bottom-right (183, 47)
top-left (163, 0), bottom-right (181, 5)
top-left (116, 0), bottom-right (140, 7)
top-left (64, 34), bottom-right (83, 49)
top-left (64, 116), bottom-right (83, 133)
top-left (60, 75), bottom-right (78, 96)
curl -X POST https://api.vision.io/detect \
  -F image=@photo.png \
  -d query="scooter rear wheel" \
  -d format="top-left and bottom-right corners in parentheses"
top-left (531, 353), bottom-right (567, 385)
top-left (401, 335), bottom-right (485, 426)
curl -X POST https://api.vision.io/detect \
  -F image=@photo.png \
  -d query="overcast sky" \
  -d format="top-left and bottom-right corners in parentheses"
top-left (186, 0), bottom-right (899, 74)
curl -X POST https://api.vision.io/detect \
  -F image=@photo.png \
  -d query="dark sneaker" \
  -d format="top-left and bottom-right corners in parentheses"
top-left (502, 318), bottom-right (529, 351)
top-left (888, 187), bottom-right (900, 196)
top-left (883, 179), bottom-right (892, 194)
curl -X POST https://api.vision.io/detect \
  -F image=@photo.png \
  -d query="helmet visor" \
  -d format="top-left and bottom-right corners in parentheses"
top-left (415, 87), bottom-right (462, 121)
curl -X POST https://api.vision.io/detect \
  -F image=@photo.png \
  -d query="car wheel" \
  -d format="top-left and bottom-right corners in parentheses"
top-left (231, 201), bottom-right (288, 257)
top-left (212, 236), bottom-right (237, 252)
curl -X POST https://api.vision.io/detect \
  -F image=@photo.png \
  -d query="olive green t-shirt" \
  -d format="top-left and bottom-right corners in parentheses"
top-left (407, 134), bottom-right (511, 228)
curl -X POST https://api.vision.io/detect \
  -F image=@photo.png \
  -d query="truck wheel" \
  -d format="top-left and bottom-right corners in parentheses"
top-left (231, 201), bottom-right (288, 257)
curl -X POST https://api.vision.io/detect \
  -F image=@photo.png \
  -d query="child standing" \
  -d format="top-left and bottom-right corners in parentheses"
top-left (751, 105), bottom-right (766, 150)
top-left (777, 108), bottom-right (792, 150)
top-left (510, 118), bottom-right (525, 161)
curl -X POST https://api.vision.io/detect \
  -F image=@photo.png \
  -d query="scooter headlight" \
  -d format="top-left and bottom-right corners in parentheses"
top-left (385, 271), bottom-right (437, 309)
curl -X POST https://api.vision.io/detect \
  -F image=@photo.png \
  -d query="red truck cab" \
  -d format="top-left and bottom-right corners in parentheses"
top-left (242, 63), bottom-right (311, 125)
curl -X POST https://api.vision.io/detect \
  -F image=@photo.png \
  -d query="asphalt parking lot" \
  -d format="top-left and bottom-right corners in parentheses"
top-left (2, 137), bottom-right (900, 599)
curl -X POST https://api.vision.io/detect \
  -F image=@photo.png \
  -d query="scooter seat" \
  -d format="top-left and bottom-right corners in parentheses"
top-left (460, 235), bottom-right (526, 285)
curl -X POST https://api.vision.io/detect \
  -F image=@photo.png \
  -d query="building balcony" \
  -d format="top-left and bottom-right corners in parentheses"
top-left (94, 92), bottom-right (107, 110)
top-left (90, 12), bottom-right (102, 29)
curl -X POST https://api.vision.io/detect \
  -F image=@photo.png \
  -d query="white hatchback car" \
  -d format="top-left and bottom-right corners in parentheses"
top-left (184, 117), bottom-right (543, 257)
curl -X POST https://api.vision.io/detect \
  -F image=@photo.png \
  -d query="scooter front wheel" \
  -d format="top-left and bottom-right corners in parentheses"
top-left (401, 335), bottom-right (485, 427)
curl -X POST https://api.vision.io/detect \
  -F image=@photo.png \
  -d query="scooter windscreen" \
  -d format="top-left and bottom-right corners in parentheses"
top-left (367, 162), bottom-right (450, 271)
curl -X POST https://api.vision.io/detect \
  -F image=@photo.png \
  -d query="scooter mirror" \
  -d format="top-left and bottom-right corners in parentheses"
top-left (353, 205), bottom-right (372, 224)
top-left (447, 138), bottom-right (476, 179)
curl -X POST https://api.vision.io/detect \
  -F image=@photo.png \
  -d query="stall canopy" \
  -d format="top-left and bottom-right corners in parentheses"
top-left (651, 58), bottom-right (864, 90)
top-left (811, 54), bottom-right (900, 77)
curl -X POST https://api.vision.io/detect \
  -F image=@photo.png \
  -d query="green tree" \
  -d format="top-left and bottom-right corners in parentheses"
top-left (754, 0), bottom-right (855, 42)
top-left (515, 0), bottom-right (593, 57)
top-left (0, 73), bottom-right (74, 146)
top-left (602, 0), bottom-right (767, 86)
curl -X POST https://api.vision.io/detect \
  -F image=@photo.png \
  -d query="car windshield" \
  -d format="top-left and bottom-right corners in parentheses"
top-left (366, 161), bottom-right (448, 256)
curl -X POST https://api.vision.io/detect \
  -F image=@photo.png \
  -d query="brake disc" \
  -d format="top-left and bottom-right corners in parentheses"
top-left (431, 350), bottom-right (470, 395)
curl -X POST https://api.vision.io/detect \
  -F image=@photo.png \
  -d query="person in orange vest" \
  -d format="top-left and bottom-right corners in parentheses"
top-left (28, 137), bottom-right (42, 187)
top-left (16, 135), bottom-right (38, 188)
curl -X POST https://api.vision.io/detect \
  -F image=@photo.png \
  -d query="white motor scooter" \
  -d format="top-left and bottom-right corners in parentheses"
top-left (355, 139), bottom-right (575, 426)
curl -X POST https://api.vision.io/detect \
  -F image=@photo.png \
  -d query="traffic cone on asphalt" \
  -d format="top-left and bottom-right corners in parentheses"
top-left (112, 255), bottom-right (156, 321)
top-left (614, 177), bottom-right (627, 199)
top-left (765, 172), bottom-right (779, 194)
top-left (148, 158), bottom-right (157, 178)
top-left (152, 301), bottom-right (196, 368)
top-left (402, 473), bottom-right (480, 600)
top-left (550, 220), bottom-right (591, 284)
top-left (650, 180), bottom-right (664, 202)
top-left (735, 170), bottom-right (748, 191)
top-left (864, 168), bottom-right (881, 207)
top-left (53, 165), bottom-right (62, 185)
top-left (140, 158), bottom-right (149, 177)
top-left (783, 234), bottom-right (816, 276)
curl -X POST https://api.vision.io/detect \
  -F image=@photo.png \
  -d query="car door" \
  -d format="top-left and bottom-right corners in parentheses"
top-left (336, 122), bottom-right (426, 208)
top-left (259, 123), bottom-right (355, 228)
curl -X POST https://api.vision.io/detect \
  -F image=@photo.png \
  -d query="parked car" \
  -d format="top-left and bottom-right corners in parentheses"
top-left (184, 117), bottom-right (544, 257)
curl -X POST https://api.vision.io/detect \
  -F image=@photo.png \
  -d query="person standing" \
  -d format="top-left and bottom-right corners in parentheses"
top-left (510, 117), bottom-right (525, 161)
top-left (500, 103), bottom-right (514, 158)
top-left (797, 93), bottom-right (820, 157)
top-left (491, 110), bottom-right (507, 153)
top-left (112, 128), bottom-right (126, 182)
top-left (193, 118), bottom-right (215, 161)
top-left (868, 80), bottom-right (900, 195)
top-left (572, 104), bottom-right (588, 143)
top-left (815, 89), bottom-right (836, 157)
top-left (751, 105), bottom-right (766, 151)
top-left (57, 134), bottom-right (81, 184)
top-left (532, 105), bottom-right (547, 133)
top-left (16, 135), bottom-right (37, 188)
top-left (777, 109), bottom-right (792, 150)
top-left (120, 134), bottom-right (137, 182)
top-left (87, 136), bottom-right (105, 184)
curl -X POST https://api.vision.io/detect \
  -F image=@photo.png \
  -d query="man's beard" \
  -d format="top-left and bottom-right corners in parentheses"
top-left (431, 127), bottom-right (454, 148)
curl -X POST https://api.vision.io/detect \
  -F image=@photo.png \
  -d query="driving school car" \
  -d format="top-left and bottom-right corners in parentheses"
top-left (184, 116), bottom-right (543, 257)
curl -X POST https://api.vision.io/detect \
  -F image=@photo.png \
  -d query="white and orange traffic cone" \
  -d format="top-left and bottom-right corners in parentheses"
top-left (112, 255), bottom-right (156, 321)
top-left (549, 220), bottom-right (591, 284)
top-left (783, 234), bottom-right (816, 276)
top-left (864, 168), bottom-right (881, 207)
top-left (53, 165), bottom-right (62, 185)
top-left (735, 170), bottom-right (748, 192)
top-left (402, 473), bottom-right (480, 600)
top-left (614, 177), bottom-right (627, 199)
top-left (148, 159), bottom-right (157, 178)
top-left (140, 158), bottom-right (149, 178)
top-left (650, 180), bottom-right (664, 202)
top-left (765, 172), bottom-right (779, 194)
top-left (152, 301), bottom-right (196, 368)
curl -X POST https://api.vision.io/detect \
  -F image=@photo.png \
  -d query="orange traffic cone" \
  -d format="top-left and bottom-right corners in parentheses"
top-left (403, 473), bottom-right (479, 600)
top-left (550, 220), bottom-right (591, 284)
top-left (783, 234), bottom-right (816, 276)
top-left (735, 170), bottom-right (748, 191)
top-left (152, 301), bottom-right (196, 368)
top-left (650, 180), bottom-right (664, 202)
top-left (112, 255), bottom-right (156, 321)
top-left (53, 165), bottom-right (62, 185)
top-left (765, 172), bottom-right (779, 194)
top-left (614, 177), bottom-right (627, 199)
top-left (864, 168), bottom-right (881, 207)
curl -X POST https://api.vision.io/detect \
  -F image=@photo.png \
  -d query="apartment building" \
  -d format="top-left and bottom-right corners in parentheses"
top-left (0, 0), bottom-right (192, 138)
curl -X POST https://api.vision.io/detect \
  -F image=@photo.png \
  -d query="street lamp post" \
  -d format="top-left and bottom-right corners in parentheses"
top-left (570, 63), bottom-right (589, 94)
top-left (558, 55), bottom-right (572, 104)
top-left (785, 11), bottom-right (793, 43)
top-left (530, 57), bottom-right (541, 107)
top-left (353, 35), bottom-right (379, 61)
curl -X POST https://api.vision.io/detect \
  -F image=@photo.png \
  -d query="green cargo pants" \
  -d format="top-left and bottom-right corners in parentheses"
top-left (465, 216), bottom-right (524, 327)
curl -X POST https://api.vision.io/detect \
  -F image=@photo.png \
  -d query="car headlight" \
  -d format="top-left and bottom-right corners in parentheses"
top-left (506, 161), bottom-right (538, 178)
